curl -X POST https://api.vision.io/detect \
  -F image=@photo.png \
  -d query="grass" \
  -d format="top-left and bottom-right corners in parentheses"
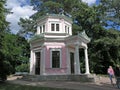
top-left (0, 83), bottom-right (68, 90)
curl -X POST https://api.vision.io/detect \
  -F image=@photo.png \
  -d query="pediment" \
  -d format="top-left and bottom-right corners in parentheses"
top-left (78, 31), bottom-right (91, 42)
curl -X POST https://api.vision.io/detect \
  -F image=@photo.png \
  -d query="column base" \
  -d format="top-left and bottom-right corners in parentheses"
top-left (85, 72), bottom-right (90, 74)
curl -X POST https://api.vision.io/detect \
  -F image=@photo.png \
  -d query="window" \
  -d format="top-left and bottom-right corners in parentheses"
top-left (65, 25), bottom-right (70, 34)
top-left (39, 25), bottom-right (45, 33)
top-left (68, 27), bottom-right (69, 34)
top-left (51, 23), bottom-right (59, 31)
top-left (56, 24), bottom-right (59, 31)
top-left (51, 24), bottom-right (55, 31)
top-left (50, 49), bottom-right (61, 68)
top-left (65, 26), bottom-right (67, 33)
top-left (52, 51), bottom-right (60, 68)
top-left (35, 52), bottom-right (41, 74)
top-left (43, 25), bottom-right (45, 32)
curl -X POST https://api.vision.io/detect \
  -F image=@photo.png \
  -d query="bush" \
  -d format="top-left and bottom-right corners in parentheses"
top-left (0, 60), bottom-right (13, 81)
top-left (16, 64), bottom-right (29, 72)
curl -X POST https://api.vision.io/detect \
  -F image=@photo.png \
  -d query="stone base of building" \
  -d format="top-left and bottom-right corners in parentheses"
top-left (21, 74), bottom-right (98, 82)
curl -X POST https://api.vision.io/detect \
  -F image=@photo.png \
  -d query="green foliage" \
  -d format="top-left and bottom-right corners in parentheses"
top-left (43, 1), bottom-right (63, 14)
top-left (0, 0), bottom-right (10, 81)
top-left (99, 0), bottom-right (120, 28)
top-left (18, 18), bottom-right (36, 37)
top-left (0, 0), bottom-right (30, 80)
top-left (89, 29), bottom-right (120, 74)
top-left (2, 33), bottom-right (30, 72)
top-left (16, 64), bottom-right (29, 72)
top-left (0, 0), bottom-right (9, 31)
top-left (0, 52), bottom-right (11, 81)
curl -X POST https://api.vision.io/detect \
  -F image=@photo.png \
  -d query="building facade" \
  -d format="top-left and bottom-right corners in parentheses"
top-left (29, 14), bottom-right (91, 75)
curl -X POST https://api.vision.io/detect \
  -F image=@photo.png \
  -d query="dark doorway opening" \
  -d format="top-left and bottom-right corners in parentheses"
top-left (35, 52), bottom-right (41, 75)
top-left (70, 52), bottom-right (74, 74)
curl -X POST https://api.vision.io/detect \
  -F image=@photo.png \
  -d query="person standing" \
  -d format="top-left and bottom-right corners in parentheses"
top-left (107, 66), bottom-right (115, 85)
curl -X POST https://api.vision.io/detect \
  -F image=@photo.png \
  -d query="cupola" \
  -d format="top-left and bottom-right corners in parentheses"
top-left (36, 14), bottom-right (73, 38)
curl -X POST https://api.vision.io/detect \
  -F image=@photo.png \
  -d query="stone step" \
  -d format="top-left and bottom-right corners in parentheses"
top-left (21, 74), bottom-right (97, 82)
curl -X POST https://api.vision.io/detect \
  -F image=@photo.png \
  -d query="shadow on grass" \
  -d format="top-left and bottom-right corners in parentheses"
top-left (0, 82), bottom-right (69, 90)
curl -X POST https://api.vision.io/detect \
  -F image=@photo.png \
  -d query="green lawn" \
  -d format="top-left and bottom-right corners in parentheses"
top-left (0, 83), bottom-right (69, 90)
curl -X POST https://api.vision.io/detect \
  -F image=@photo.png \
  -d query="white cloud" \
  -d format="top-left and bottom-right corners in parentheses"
top-left (6, 0), bottom-right (37, 34)
top-left (82, 0), bottom-right (96, 5)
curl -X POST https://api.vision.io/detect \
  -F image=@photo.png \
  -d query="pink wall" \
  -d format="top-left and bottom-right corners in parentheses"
top-left (44, 43), bottom-right (67, 74)
top-left (45, 46), bottom-right (50, 68)
top-left (61, 46), bottom-right (67, 68)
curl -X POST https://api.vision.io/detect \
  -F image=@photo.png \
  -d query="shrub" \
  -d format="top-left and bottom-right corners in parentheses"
top-left (0, 60), bottom-right (13, 81)
top-left (16, 64), bottom-right (29, 72)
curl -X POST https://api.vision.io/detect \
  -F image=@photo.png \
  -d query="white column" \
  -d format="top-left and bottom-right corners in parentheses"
top-left (30, 50), bottom-right (33, 74)
top-left (33, 51), bottom-right (36, 74)
top-left (30, 51), bottom-right (36, 75)
top-left (42, 46), bottom-right (46, 75)
top-left (41, 46), bottom-right (45, 75)
top-left (37, 26), bottom-right (40, 34)
top-left (70, 25), bottom-right (72, 35)
top-left (84, 46), bottom-right (90, 74)
top-left (74, 44), bottom-right (80, 74)
top-left (41, 25), bottom-right (43, 33)
top-left (30, 50), bottom-right (36, 75)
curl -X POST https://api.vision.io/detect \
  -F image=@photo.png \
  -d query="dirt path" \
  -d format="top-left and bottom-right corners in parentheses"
top-left (7, 75), bottom-right (118, 90)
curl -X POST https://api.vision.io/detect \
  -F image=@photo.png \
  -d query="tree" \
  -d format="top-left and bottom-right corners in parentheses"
top-left (89, 29), bottom-right (120, 74)
top-left (99, 0), bottom-right (120, 29)
top-left (2, 33), bottom-right (30, 73)
top-left (87, 0), bottom-right (120, 74)
top-left (0, 0), bottom-right (30, 81)
top-left (0, 0), bottom-right (10, 81)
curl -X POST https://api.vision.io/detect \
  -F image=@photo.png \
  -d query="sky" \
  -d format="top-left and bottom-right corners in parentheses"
top-left (6, 0), bottom-right (37, 34)
top-left (6, 0), bottom-right (98, 34)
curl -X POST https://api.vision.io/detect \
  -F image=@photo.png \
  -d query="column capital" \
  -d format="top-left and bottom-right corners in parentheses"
top-left (74, 41), bottom-right (80, 46)
top-left (84, 46), bottom-right (88, 49)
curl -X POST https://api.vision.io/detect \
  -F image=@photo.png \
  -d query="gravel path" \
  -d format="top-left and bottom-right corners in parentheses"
top-left (7, 75), bottom-right (119, 90)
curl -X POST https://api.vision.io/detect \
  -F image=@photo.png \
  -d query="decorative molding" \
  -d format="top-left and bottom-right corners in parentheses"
top-left (29, 34), bottom-right (44, 42)
top-left (78, 31), bottom-right (91, 42)
top-left (36, 14), bottom-right (73, 24)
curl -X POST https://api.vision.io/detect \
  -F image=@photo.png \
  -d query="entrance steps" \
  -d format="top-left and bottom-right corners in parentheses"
top-left (20, 74), bottom-right (99, 82)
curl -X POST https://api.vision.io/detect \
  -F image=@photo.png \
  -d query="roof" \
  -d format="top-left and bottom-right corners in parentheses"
top-left (65, 31), bottom-right (91, 44)
top-left (29, 31), bottom-right (91, 44)
top-left (29, 34), bottom-right (44, 43)
top-left (36, 14), bottom-right (73, 24)
top-left (78, 31), bottom-right (91, 42)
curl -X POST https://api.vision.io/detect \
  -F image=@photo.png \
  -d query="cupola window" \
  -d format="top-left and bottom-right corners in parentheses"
top-left (43, 25), bottom-right (45, 32)
top-left (56, 24), bottom-right (59, 31)
top-left (65, 25), bottom-right (70, 34)
top-left (51, 24), bottom-right (55, 31)
top-left (51, 23), bottom-right (59, 32)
